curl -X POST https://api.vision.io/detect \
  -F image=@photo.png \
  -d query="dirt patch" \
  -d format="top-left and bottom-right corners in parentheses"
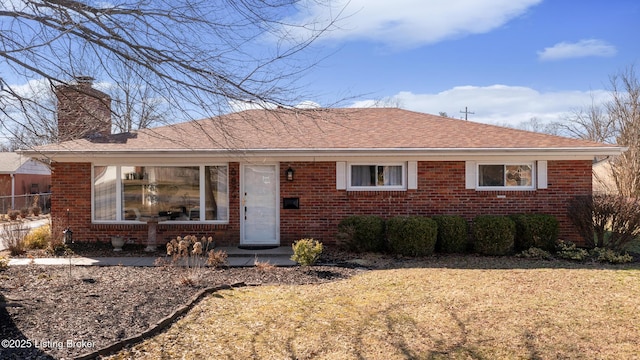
top-left (0, 264), bottom-right (361, 359)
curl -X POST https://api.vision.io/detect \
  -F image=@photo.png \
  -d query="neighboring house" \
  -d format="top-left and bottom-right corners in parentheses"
top-left (0, 152), bottom-right (51, 213)
top-left (21, 80), bottom-right (624, 247)
top-left (592, 158), bottom-right (619, 194)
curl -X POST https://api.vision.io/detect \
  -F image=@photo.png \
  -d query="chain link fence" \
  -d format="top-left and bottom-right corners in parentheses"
top-left (0, 193), bottom-right (51, 214)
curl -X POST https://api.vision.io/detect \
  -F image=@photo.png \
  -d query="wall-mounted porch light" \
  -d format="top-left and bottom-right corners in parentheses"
top-left (286, 167), bottom-right (295, 181)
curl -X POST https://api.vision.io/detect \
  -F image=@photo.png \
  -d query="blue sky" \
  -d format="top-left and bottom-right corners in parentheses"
top-left (2, 0), bottom-right (638, 131)
top-left (289, 0), bottom-right (640, 126)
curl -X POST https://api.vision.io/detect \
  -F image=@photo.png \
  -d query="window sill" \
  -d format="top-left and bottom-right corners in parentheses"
top-left (92, 220), bottom-right (230, 225)
top-left (347, 187), bottom-right (407, 192)
top-left (475, 187), bottom-right (536, 191)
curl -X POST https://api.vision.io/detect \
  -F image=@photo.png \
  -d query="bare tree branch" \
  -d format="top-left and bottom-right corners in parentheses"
top-left (607, 65), bottom-right (640, 197)
top-left (0, 0), bottom-right (341, 148)
top-left (557, 65), bottom-right (640, 197)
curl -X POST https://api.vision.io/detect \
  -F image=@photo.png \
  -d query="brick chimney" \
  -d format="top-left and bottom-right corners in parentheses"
top-left (55, 76), bottom-right (112, 142)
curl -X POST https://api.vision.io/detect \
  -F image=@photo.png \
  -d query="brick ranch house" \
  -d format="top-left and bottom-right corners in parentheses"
top-left (21, 80), bottom-right (624, 248)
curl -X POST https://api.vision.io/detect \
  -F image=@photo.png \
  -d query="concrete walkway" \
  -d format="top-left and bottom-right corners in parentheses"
top-left (8, 246), bottom-right (296, 267)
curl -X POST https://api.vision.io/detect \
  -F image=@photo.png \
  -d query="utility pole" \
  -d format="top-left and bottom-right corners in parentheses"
top-left (460, 106), bottom-right (474, 121)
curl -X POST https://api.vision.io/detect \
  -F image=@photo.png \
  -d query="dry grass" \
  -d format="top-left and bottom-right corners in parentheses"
top-left (108, 259), bottom-right (640, 359)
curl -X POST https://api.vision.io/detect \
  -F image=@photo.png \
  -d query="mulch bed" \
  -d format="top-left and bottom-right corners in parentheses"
top-left (0, 248), bottom-right (366, 360)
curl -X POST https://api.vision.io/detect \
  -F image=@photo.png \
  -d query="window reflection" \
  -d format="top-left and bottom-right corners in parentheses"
top-left (93, 165), bottom-right (228, 222)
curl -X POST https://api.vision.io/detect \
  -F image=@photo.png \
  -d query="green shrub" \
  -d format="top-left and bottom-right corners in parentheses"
top-left (555, 241), bottom-right (634, 264)
top-left (472, 215), bottom-right (515, 256)
top-left (590, 247), bottom-right (634, 264)
top-left (511, 214), bottom-right (558, 251)
top-left (23, 225), bottom-right (51, 250)
top-left (291, 238), bottom-right (323, 266)
top-left (433, 215), bottom-right (468, 253)
top-left (337, 215), bottom-right (385, 252)
top-left (517, 247), bottom-right (554, 260)
top-left (386, 216), bottom-right (438, 256)
top-left (555, 240), bottom-right (590, 261)
top-left (0, 256), bottom-right (8, 271)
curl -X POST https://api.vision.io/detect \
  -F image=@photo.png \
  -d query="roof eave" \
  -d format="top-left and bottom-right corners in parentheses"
top-left (20, 146), bottom-right (626, 162)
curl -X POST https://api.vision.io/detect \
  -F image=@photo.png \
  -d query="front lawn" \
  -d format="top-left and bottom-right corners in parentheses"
top-left (108, 258), bottom-right (640, 359)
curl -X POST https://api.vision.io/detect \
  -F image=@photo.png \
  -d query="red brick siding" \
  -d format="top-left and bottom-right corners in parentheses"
top-left (55, 82), bottom-right (112, 141)
top-left (51, 160), bottom-right (591, 246)
top-left (280, 160), bottom-right (591, 245)
top-left (50, 162), bottom-right (240, 246)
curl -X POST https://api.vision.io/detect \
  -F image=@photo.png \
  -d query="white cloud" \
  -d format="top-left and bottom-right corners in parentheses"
top-left (227, 99), bottom-right (320, 113)
top-left (350, 85), bottom-right (610, 126)
top-left (286, 0), bottom-right (542, 48)
top-left (538, 39), bottom-right (617, 61)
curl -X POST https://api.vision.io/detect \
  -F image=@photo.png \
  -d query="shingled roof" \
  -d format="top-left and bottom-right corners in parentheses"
top-left (0, 153), bottom-right (35, 173)
top-left (25, 108), bottom-right (623, 158)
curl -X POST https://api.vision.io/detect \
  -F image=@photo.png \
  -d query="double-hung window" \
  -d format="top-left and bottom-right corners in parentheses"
top-left (348, 163), bottom-right (406, 190)
top-left (477, 163), bottom-right (534, 189)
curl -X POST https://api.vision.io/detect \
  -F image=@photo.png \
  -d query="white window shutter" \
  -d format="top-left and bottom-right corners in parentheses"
top-left (537, 160), bottom-right (548, 189)
top-left (465, 161), bottom-right (476, 189)
top-left (408, 161), bottom-right (418, 189)
top-left (336, 162), bottom-right (346, 190)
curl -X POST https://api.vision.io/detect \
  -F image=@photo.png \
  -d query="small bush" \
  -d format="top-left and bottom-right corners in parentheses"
top-left (291, 238), bottom-right (323, 266)
top-left (207, 250), bottom-right (228, 268)
top-left (433, 215), bottom-right (468, 253)
top-left (1, 224), bottom-right (29, 256)
top-left (254, 258), bottom-right (276, 272)
top-left (46, 238), bottom-right (72, 256)
top-left (517, 247), bottom-right (554, 260)
top-left (567, 194), bottom-right (640, 251)
top-left (555, 240), bottom-right (590, 261)
top-left (511, 214), bottom-right (558, 251)
top-left (337, 215), bottom-right (385, 252)
top-left (472, 215), bottom-right (515, 256)
top-left (7, 210), bottom-right (19, 221)
top-left (590, 247), bottom-right (634, 264)
top-left (31, 206), bottom-right (41, 216)
top-left (23, 225), bottom-right (51, 250)
top-left (0, 256), bottom-right (9, 271)
top-left (555, 240), bottom-right (634, 264)
top-left (19, 207), bottom-right (29, 218)
top-left (386, 216), bottom-right (437, 256)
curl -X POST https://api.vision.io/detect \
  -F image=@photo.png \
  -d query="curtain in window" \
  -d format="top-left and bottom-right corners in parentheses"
top-left (94, 166), bottom-right (117, 220)
top-left (383, 166), bottom-right (402, 186)
top-left (351, 165), bottom-right (375, 186)
top-left (479, 165), bottom-right (504, 187)
top-left (205, 166), bottom-right (228, 221)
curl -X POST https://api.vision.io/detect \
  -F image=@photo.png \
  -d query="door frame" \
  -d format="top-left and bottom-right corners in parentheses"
top-left (239, 163), bottom-right (280, 246)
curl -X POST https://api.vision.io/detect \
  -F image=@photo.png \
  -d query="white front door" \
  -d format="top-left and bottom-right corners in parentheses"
top-left (240, 164), bottom-right (279, 246)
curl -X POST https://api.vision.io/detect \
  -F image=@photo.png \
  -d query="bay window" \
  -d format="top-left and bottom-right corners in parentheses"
top-left (93, 165), bottom-right (228, 222)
